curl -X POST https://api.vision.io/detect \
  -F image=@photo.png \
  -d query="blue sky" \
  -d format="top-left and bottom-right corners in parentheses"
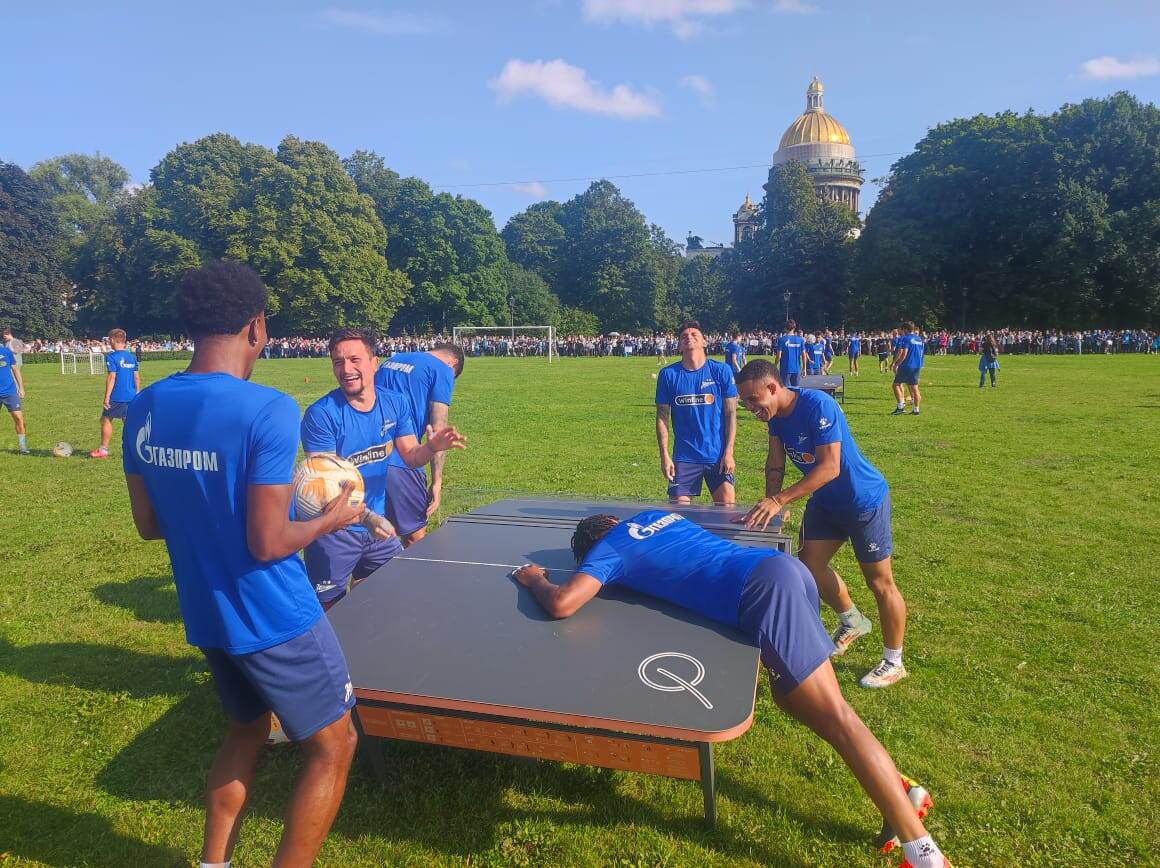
top-left (4, 1), bottom-right (1159, 246)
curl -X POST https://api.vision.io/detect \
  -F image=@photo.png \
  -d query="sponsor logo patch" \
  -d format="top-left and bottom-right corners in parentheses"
top-left (675, 394), bottom-right (714, 406)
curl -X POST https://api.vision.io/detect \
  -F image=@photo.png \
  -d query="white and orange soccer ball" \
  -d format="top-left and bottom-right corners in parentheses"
top-left (292, 453), bottom-right (365, 520)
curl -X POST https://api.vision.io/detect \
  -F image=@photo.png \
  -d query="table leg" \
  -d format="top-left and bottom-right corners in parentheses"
top-left (353, 710), bottom-right (386, 780)
top-left (698, 742), bottom-right (716, 828)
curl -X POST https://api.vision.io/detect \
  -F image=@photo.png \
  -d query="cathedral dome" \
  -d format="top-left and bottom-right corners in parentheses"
top-left (777, 77), bottom-right (852, 149)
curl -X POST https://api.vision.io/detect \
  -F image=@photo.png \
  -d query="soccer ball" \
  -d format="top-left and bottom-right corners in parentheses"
top-left (52, 442), bottom-right (73, 458)
top-left (292, 453), bottom-right (365, 520)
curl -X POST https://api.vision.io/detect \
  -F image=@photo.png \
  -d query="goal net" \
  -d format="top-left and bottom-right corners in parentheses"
top-left (452, 326), bottom-right (557, 363)
top-left (60, 348), bottom-right (105, 375)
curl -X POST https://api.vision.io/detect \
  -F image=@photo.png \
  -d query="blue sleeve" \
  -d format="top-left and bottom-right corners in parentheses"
top-left (122, 412), bottom-right (140, 475)
top-left (389, 392), bottom-right (417, 439)
top-left (766, 418), bottom-right (780, 440)
top-left (577, 539), bottom-right (625, 586)
top-left (807, 394), bottom-right (843, 447)
top-left (250, 394), bottom-right (301, 485)
top-left (718, 362), bottom-right (738, 397)
top-left (300, 399), bottom-right (337, 455)
top-left (106, 354), bottom-right (117, 374)
top-left (655, 370), bottom-right (672, 405)
top-left (431, 365), bottom-right (454, 406)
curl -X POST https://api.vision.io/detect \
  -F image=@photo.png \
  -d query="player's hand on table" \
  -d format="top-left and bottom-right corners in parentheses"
top-left (362, 510), bottom-right (397, 540)
top-left (510, 563), bottom-right (547, 587)
top-left (735, 496), bottom-right (786, 531)
top-left (321, 481), bottom-right (366, 530)
top-left (660, 454), bottom-right (676, 481)
top-left (426, 481), bottom-right (442, 517)
top-left (426, 424), bottom-right (467, 453)
top-left (718, 451), bottom-right (736, 476)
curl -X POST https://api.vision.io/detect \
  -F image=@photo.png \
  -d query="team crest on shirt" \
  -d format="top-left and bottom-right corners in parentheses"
top-left (380, 419), bottom-right (396, 437)
top-left (675, 394), bottom-right (714, 406)
top-left (700, 379), bottom-right (714, 388)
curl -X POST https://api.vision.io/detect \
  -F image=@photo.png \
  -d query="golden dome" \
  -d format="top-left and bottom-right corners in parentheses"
top-left (777, 78), bottom-right (852, 149)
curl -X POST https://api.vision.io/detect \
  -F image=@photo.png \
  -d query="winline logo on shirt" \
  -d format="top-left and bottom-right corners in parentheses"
top-left (674, 394), bottom-right (714, 406)
top-left (627, 513), bottom-right (685, 540)
top-left (135, 413), bottom-right (220, 471)
top-left (346, 441), bottom-right (394, 467)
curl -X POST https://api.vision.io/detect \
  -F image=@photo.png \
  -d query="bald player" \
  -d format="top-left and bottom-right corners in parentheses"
top-left (511, 513), bottom-right (949, 868)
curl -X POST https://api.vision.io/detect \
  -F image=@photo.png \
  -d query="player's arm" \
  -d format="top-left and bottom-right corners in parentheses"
top-left (893, 344), bottom-right (908, 369)
top-left (719, 396), bottom-right (737, 475)
top-left (655, 403), bottom-right (675, 480)
top-left (736, 435), bottom-right (790, 530)
top-left (511, 565), bottom-right (602, 619)
top-left (742, 441), bottom-right (840, 530)
top-left (125, 474), bottom-right (163, 540)
top-left (134, 370), bottom-right (141, 391)
top-left (12, 366), bottom-right (24, 398)
top-left (425, 400), bottom-right (450, 515)
top-left (103, 372), bottom-right (115, 409)
top-left (394, 423), bottom-right (466, 469)
top-left (247, 481), bottom-right (365, 562)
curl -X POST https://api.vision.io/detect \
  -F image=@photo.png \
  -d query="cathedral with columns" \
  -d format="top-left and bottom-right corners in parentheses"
top-left (685, 77), bottom-right (864, 258)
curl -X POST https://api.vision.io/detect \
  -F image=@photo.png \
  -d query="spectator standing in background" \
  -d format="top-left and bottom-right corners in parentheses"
top-left (2, 327), bottom-right (26, 367)
top-left (978, 335), bottom-right (1000, 388)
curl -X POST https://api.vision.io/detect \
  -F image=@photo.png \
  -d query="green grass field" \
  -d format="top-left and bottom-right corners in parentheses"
top-left (1, 354), bottom-right (1157, 867)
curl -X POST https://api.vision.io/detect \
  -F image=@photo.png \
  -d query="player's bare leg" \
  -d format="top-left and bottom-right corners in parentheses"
top-left (202, 713), bottom-right (271, 864)
top-left (909, 384), bottom-right (922, 414)
top-left (98, 416), bottom-right (113, 450)
top-left (770, 661), bottom-right (932, 848)
top-left (858, 557), bottom-right (909, 687)
top-left (272, 711), bottom-right (358, 868)
top-left (11, 409), bottom-right (28, 453)
top-left (711, 480), bottom-right (735, 507)
top-left (401, 527), bottom-right (427, 548)
top-left (800, 537), bottom-right (874, 656)
top-left (669, 495), bottom-right (692, 506)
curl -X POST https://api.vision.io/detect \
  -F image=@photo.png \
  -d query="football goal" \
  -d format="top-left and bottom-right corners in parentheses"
top-left (452, 326), bottom-right (557, 363)
top-left (60, 348), bottom-right (105, 375)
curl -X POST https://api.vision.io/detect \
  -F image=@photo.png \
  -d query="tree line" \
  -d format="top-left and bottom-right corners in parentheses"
top-left (1, 92), bottom-right (1157, 338)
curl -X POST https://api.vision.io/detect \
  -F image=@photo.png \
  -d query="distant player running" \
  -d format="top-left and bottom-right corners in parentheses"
top-left (90, 328), bottom-right (140, 458)
top-left (734, 360), bottom-right (911, 689)
top-left (512, 513), bottom-right (950, 868)
top-left (655, 320), bottom-right (737, 505)
top-left (776, 320), bottom-right (807, 387)
top-left (0, 339), bottom-right (27, 454)
top-left (892, 323), bottom-right (925, 415)
top-left (123, 261), bottom-right (367, 866)
top-left (723, 331), bottom-right (747, 375)
top-left (373, 342), bottom-right (464, 546)
top-left (303, 329), bottom-right (465, 608)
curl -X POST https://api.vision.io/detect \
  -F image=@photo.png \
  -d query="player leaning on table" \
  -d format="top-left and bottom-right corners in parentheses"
top-left (122, 261), bottom-right (366, 868)
top-left (511, 513), bottom-right (950, 868)
top-left (734, 359), bottom-right (911, 689)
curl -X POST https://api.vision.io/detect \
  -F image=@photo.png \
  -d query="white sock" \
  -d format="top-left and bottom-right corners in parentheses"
top-left (18, 434), bottom-right (27, 447)
top-left (901, 835), bottom-right (942, 867)
top-left (896, 401), bottom-right (905, 409)
top-left (200, 861), bottom-right (231, 868)
top-left (883, 646), bottom-right (903, 665)
top-left (838, 605), bottom-right (863, 626)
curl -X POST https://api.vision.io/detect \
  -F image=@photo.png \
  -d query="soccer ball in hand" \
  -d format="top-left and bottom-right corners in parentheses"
top-left (292, 453), bottom-right (365, 520)
top-left (52, 442), bottom-right (73, 458)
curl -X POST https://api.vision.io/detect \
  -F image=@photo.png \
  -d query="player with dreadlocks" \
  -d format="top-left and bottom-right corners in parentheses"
top-left (512, 511), bottom-right (951, 868)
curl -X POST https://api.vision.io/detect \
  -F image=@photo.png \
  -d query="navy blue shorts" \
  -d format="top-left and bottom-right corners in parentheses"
top-left (0, 393), bottom-right (21, 412)
top-left (668, 461), bottom-right (735, 499)
top-left (385, 464), bottom-right (429, 535)
top-left (102, 401), bottom-right (129, 419)
top-left (780, 371), bottom-right (801, 387)
top-left (802, 493), bottom-right (893, 563)
top-left (737, 556), bottom-right (835, 695)
top-left (201, 617), bottom-right (355, 741)
top-left (893, 368), bottom-right (920, 386)
top-left (304, 527), bottom-right (402, 604)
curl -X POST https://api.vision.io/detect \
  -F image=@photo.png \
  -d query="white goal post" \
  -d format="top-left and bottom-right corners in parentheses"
top-left (60, 348), bottom-right (105, 375)
top-left (452, 326), bottom-right (557, 363)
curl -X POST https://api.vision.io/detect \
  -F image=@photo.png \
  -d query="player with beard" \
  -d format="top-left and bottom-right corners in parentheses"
top-left (301, 329), bottom-right (466, 608)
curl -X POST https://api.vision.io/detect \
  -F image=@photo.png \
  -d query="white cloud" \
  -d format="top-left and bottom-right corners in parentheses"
top-left (679, 74), bottom-right (715, 107)
top-left (511, 181), bottom-right (549, 197)
top-left (1080, 55), bottom-right (1160, 80)
top-left (320, 7), bottom-right (446, 36)
top-left (490, 59), bottom-right (661, 119)
top-left (774, 0), bottom-right (818, 13)
top-left (582, 0), bottom-right (744, 39)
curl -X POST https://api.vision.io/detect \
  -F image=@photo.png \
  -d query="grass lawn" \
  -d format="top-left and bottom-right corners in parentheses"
top-left (1, 353), bottom-right (1157, 866)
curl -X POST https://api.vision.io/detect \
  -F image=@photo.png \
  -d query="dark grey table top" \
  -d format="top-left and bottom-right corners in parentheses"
top-left (328, 498), bottom-right (766, 741)
top-left (799, 375), bottom-right (845, 390)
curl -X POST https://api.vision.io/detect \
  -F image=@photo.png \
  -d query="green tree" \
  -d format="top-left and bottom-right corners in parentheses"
top-left (671, 255), bottom-right (731, 330)
top-left (501, 201), bottom-right (565, 289)
top-left (507, 263), bottom-right (560, 325)
top-left (0, 162), bottom-right (74, 336)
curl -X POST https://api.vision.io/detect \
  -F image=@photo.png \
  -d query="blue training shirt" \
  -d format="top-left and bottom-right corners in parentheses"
top-left (723, 341), bottom-right (745, 371)
top-left (897, 332), bottom-right (925, 370)
top-left (0, 347), bottom-right (16, 396)
top-left (301, 386), bottom-right (417, 524)
top-left (655, 358), bottom-right (737, 464)
top-left (122, 372), bottom-right (322, 654)
top-left (767, 388), bottom-right (888, 512)
top-left (777, 335), bottom-right (805, 374)
top-left (849, 336), bottom-right (861, 354)
top-left (374, 351), bottom-right (455, 471)
top-left (808, 343), bottom-right (825, 370)
top-left (578, 510), bottom-right (776, 628)
top-left (105, 349), bottom-right (139, 402)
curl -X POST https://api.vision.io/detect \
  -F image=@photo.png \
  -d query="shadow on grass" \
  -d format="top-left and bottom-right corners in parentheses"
top-left (93, 575), bottom-right (181, 624)
top-left (0, 794), bottom-right (186, 866)
top-left (0, 636), bottom-right (195, 698)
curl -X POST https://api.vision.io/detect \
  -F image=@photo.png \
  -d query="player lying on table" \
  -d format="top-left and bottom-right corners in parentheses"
top-left (511, 511), bottom-right (951, 868)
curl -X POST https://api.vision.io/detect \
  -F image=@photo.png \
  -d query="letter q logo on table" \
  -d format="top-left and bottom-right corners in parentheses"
top-left (637, 652), bottom-right (713, 710)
